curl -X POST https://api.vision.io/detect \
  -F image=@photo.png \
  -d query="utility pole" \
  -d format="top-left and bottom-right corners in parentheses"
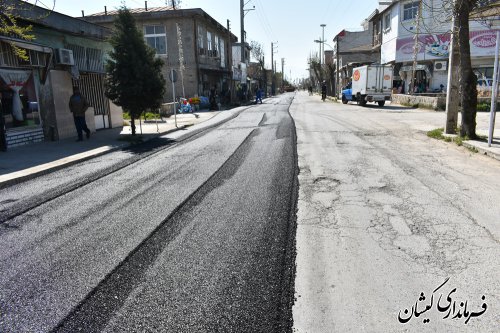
top-left (271, 42), bottom-right (277, 95)
top-left (320, 24), bottom-right (326, 64)
top-left (239, 0), bottom-right (255, 64)
top-left (281, 58), bottom-right (285, 91)
top-left (445, 14), bottom-right (460, 134)
top-left (488, 30), bottom-right (499, 146)
top-left (335, 35), bottom-right (340, 97)
top-left (410, 0), bottom-right (422, 95)
top-left (271, 42), bottom-right (274, 73)
top-left (240, 0), bottom-right (244, 63)
top-left (227, 19), bottom-right (234, 104)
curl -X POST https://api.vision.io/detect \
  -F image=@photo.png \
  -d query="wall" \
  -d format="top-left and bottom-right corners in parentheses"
top-left (50, 70), bottom-right (95, 140)
top-left (380, 3), bottom-right (399, 63)
top-left (109, 102), bottom-right (123, 128)
top-left (392, 93), bottom-right (446, 110)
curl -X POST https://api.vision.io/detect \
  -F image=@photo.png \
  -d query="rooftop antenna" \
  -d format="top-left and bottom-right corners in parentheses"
top-left (170, 0), bottom-right (182, 9)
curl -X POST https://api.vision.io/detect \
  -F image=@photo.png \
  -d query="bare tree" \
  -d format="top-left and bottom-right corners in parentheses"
top-left (449, 0), bottom-right (498, 138)
top-left (250, 40), bottom-right (267, 92)
top-left (308, 54), bottom-right (323, 89)
top-left (454, 0), bottom-right (478, 138)
top-left (404, 0), bottom-right (498, 138)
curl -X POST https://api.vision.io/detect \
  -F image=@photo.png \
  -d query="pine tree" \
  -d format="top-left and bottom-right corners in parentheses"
top-left (105, 8), bottom-right (166, 135)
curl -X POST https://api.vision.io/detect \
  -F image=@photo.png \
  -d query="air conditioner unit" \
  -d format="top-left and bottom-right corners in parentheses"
top-left (56, 48), bottom-right (75, 66)
top-left (434, 61), bottom-right (447, 71)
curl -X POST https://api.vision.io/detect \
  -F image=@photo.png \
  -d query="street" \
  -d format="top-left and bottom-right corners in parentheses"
top-left (0, 95), bottom-right (297, 332)
top-left (1, 92), bottom-right (499, 332)
top-left (291, 92), bottom-right (499, 332)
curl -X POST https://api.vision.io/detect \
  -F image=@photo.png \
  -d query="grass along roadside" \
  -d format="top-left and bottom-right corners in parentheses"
top-left (427, 128), bottom-right (480, 153)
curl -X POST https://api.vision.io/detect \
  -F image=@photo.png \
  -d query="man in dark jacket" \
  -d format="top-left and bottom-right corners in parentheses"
top-left (69, 86), bottom-right (90, 141)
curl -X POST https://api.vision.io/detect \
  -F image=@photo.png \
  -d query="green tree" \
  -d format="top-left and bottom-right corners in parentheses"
top-left (0, 0), bottom-right (35, 60)
top-left (105, 7), bottom-right (165, 135)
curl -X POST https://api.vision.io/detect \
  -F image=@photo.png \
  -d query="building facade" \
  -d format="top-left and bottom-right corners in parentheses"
top-left (332, 28), bottom-right (379, 95)
top-left (0, 0), bottom-right (121, 149)
top-left (374, 0), bottom-right (500, 94)
top-left (84, 7), bottom-right (238, 104)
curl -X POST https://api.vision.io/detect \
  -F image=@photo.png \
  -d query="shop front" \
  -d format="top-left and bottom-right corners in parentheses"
top-left (0, 38), bottom-right (51, 149)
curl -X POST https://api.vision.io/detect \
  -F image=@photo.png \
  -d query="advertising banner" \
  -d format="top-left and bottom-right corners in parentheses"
top-left (396, 29), bottom-right (499, 62)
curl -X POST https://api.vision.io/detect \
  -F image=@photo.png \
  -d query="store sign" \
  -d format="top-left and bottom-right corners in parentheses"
top-left (396, 29), bottom-right (499, 62)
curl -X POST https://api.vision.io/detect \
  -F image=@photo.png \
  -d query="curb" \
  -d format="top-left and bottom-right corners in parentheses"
top-left (462, 141), bottom-right (500, 161)
top-left (0, 108), bottom-right (247, 188)
top-left (435, 132), bottom-right (500, 162)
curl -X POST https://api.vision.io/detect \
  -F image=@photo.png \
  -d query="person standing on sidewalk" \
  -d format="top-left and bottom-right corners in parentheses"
top-left (69, 86), bottom-right (91, 141)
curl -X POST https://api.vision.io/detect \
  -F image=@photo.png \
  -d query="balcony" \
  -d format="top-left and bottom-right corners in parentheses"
top-left (373, 33), bottom-right (382, 47)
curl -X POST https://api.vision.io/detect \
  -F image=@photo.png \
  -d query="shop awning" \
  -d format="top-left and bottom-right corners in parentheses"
top-left (399, 64), bottom-right (432, 78)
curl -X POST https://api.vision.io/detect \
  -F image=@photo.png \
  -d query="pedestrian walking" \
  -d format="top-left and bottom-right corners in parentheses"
top-left (321, 81), bottom-right (327, 101)
top-left (209, 86), bottom-right (218, 110)
top-left (255, 88), bottom-right (263, 104)
top-left (69, 86), bottom-right (91, 141)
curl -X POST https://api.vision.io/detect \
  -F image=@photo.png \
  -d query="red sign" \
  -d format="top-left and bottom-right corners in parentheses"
top-left (353, 70), bottom-right (360, 81)
top-left (384, 75), bottom-right (391, 81)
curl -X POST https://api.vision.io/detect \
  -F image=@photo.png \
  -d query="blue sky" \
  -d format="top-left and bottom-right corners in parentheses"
top-left (29, 0), bottom-right (379, 81)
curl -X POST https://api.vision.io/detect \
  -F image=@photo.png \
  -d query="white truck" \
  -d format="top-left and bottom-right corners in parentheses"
top-left (341, 65), bottom-right (393, 107)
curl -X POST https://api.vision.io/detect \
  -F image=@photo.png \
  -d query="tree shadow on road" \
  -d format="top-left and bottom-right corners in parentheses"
top-left (121, 136), bottom-right (177, 155)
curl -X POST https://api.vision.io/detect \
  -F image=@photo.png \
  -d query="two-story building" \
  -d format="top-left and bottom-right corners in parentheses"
top-left (331, 26), bottom-right (378, 96)
top-left (84, 6), bottom-right (238, 104)
top-left (372, 0), bottom-right (500, 94)
top-left (1, 0), bottom-right (121, 149)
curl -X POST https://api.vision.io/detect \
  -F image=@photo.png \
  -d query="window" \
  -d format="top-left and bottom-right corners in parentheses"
top-left (220, 39), bottom-right (225, 67)
top-left (207, 31), bottom-right (212, 51)
top-left (403, 1), bottom-right (419, 21)
top-left (384, 13), bottom-right (391, 31)
top-left (214, 35), bottom-right (219, 57)
top-left (144, 25), bottom-right (166, 55)
top-left (198, 26), bottom-right (205, 49)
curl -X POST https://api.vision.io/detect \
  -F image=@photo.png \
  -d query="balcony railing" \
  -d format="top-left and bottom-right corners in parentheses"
top-left (373, 34), bottom-right (382, 47)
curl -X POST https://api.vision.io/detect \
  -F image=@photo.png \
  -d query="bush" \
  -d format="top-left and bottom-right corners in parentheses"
top-left (122, 111), bottom-right (160, 120)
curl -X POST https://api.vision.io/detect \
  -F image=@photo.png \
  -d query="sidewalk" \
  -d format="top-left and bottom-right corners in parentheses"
top-left (0, 111), bottom-right (228, 186)
top-left (396, 107), bottom-right (500, 161)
